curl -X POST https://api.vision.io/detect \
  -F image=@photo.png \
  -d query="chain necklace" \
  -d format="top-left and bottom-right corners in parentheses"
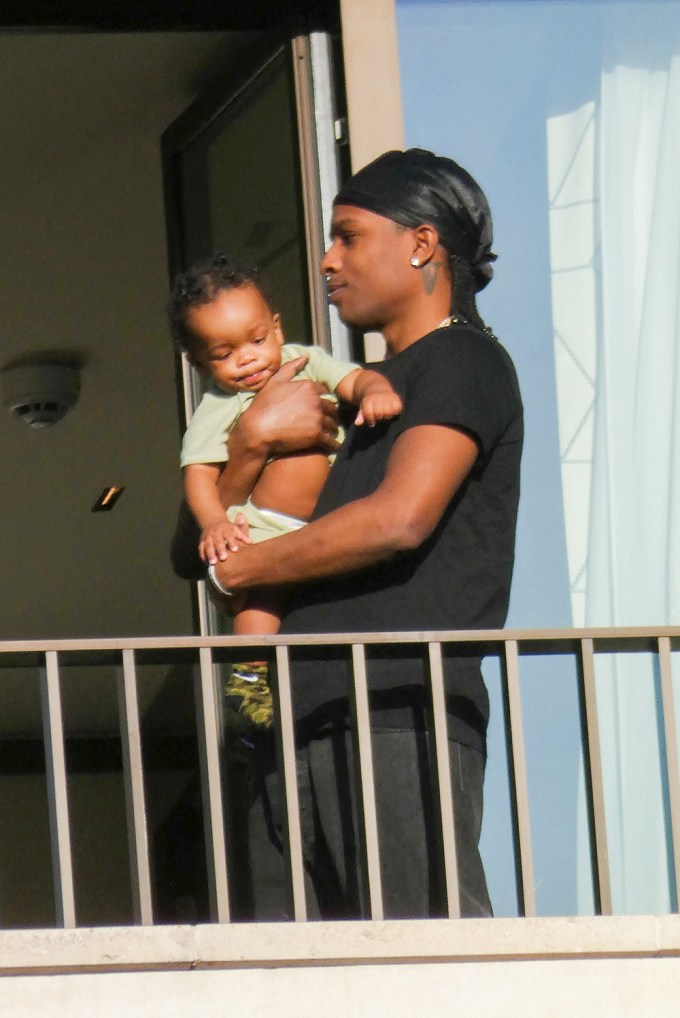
top-left (437, 314), bottom-right (496, 339)
top-left (437, 315), bottom-right (468, 329)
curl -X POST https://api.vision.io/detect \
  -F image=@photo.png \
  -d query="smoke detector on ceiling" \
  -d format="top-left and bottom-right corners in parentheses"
top-left (1, 363), bottom-right (81, 428)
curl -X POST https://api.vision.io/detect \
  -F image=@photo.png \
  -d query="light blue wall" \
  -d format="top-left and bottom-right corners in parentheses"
top-left (395, 0), bottom-right (617, 631)
top-left (394, 0), bottom-right (639, 915)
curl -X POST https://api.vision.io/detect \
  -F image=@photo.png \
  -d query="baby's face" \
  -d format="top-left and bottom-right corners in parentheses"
top-left (186, 285), bottom-right (284, 394)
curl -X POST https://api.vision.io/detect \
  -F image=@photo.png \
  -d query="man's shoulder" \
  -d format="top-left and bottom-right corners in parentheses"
top-left (380, 324), bottom-right (522, 451)
top-left (410, 325), bottom-right (519, 385)
top-left (419, 323), bottom-right (508, 357)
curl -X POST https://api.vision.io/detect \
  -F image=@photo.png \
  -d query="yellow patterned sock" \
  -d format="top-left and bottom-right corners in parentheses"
top-left (224, 663), bottom-right (273, 729)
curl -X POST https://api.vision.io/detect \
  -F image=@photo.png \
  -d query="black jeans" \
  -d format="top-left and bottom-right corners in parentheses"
top-left (224, 725), bottom-right (492, 921)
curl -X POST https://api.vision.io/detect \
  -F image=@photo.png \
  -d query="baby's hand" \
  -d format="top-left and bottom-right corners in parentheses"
top-left (199, 514), bottom-right (251, 565)
top-left (355, 389), bottom-right (403, 427)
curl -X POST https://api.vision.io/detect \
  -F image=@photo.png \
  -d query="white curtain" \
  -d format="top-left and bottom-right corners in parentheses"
top-left (549, 20), bottom-right (680, 912)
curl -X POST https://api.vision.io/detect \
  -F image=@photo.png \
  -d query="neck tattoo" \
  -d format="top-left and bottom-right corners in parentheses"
top-left (421, 259), bottom-right (446, 295)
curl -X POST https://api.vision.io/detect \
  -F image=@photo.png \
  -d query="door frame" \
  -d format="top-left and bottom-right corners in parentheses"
top-left (161, 28), bottom-right (349, 636)
top-left (0, 0), bottom-right (339, 33)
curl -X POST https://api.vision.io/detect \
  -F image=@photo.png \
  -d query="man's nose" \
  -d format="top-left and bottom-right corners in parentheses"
top-left (321, 240), bottom-right (340, 275)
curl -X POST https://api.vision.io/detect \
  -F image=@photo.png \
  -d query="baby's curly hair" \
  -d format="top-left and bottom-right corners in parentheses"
top-left (168, 252), bottom-right (275, 352)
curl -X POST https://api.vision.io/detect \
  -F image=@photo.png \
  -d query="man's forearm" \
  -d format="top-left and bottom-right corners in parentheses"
top-left (212, 423), bottom-right (479, 593)
top-left (215, 494), bottom-right (401, 591)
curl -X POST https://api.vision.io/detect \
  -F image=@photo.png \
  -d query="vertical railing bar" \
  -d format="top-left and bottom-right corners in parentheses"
top-left (501, 640), bottom-right (536, 917)
top-left (428, 642), bottom-right (460, 918)
top-left (275, 645), bottom-right (307, 921)
top-left (658, 636), bottom-right (680, 906)
top-left (291, 33), bottom-right (331, 351)
top-left (39, 650), bottom-right (76, 929)
top-left (578, 637), bottom-right (612, 915)
top-left (117, 648), bottom-right (153, 925)
top-left (351, 644), bottom-right (384, 920)
top-left (195, 646), bottom-right (230, 923)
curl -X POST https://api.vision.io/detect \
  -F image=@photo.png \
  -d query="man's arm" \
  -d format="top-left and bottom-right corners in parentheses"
top-left (170, 356), bottom-right (341, 576)
top-left (207, 356), bottom-right (341, 559)
top-left (212, 424), bottom-right (478, 591)
top-left (214, 354), bottom-right (341, 508)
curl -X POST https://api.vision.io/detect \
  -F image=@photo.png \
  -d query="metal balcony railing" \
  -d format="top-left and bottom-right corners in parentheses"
top-left (0, 627), bottom-right (679, 929)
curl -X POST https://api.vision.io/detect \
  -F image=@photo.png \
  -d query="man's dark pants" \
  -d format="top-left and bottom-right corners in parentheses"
top-left (224, 720), bottom-right (492, 921)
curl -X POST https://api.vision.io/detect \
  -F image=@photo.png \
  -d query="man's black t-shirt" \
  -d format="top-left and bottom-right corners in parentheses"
top-left (282, 324), bottom-right (523, 750)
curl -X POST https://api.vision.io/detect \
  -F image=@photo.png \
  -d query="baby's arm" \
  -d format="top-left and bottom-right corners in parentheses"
top-left (335, 368), bottom-right (403, 427)
top-left (184, 462), bottom-right (252, 565)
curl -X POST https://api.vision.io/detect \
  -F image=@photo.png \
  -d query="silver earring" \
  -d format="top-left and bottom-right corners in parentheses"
top-left (410, 257), bottom-right (421, 268)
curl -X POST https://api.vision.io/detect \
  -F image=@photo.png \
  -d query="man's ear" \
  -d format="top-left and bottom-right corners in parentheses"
top-left (411, 224), bottom-right (441, 266)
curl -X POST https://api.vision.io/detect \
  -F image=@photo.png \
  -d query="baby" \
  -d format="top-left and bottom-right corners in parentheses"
top-left (168, 254), bottom-right (402, 725)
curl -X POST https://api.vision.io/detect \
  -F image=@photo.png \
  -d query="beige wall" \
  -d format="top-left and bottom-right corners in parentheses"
top-left (0, 33), bottom-right (247, 641)
top-left (339, 0), bottom-right (403, 361)
top-left (5, 961), bottom-right (680, 1018)
top-left (339, 0), bottom-right (404, 172)
top-left (0, 13), bottom-right (406, 636)
top-left (0, 770), bottom-right (131, 927)
top-left (1, 917), bottom-right (679, 1017)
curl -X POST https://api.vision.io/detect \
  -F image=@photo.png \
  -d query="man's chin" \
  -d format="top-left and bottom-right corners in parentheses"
top-left (333, 307), bottom-right (381, 333)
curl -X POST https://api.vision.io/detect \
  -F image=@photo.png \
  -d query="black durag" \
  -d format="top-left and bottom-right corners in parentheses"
top-left (334, 148), bottom-right (496, 292)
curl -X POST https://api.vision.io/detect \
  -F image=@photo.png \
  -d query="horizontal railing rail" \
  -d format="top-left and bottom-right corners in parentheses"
top-left (1, 627), bottom-right (679, 929)
top-left (2, 624), bottom-right (680, 652)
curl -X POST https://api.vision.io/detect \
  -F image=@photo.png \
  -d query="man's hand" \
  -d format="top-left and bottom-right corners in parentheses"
top-left (199, 513), bottom-right (252, 565)
top-left (213, 356), bottom-right (340, 520)
top-left (231, 356), bottom-right (340, 458)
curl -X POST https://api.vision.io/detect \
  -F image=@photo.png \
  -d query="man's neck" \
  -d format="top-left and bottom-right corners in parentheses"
top-left (382, 299), bottom-right (452, 355)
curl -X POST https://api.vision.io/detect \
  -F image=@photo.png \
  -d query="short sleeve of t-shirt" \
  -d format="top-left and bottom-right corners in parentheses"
top-left (180, 344), bottom-right (359, 468)
top-left (390, 327), bottom-right (520, 461)
top-left (282, 343), bottom-right (358, 392)
top-left (180, 386), bottom-right (247, 467)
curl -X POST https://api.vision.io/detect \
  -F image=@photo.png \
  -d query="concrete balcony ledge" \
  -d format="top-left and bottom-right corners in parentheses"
top-left (1, 916), bottom-right (680, 1017)
top-left (0, 914), bottom-right (679, 975)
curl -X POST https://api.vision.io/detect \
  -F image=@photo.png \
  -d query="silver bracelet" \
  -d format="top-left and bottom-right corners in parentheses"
top-left (208, 563), bottom-right (234, 598)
